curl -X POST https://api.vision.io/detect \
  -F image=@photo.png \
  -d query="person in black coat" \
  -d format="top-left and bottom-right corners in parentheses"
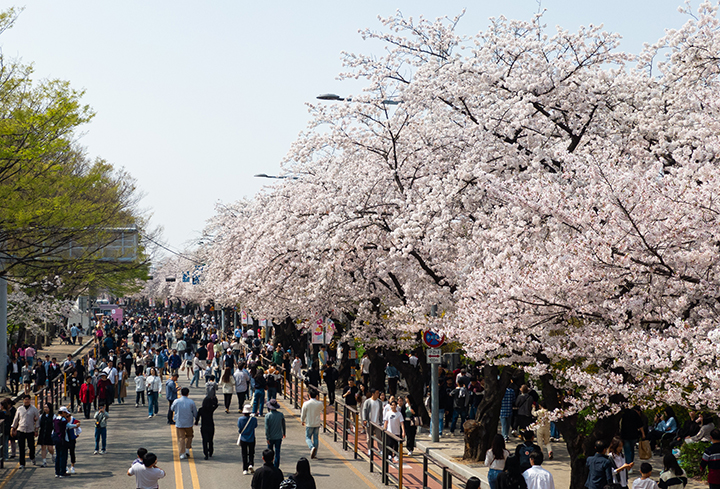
top-left (290, 457), bottom-right (316, 489)
top-left (195, 395), bottom-right (219, 460)
top-left (251, 449), bottom-right (284, 489)
top-left (496, 455), bottom-right (528, 489)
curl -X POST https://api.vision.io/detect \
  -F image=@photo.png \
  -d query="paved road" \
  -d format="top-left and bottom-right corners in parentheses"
top-left (1, 384), bottom-right (387, 489)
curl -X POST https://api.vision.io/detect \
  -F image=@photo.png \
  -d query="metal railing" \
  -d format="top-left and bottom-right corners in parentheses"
top-left (0, 419), bottom-right (4, 468)
top-left (422, 450), bottom-right (472, 489)
top-left (33, 374), bottom-right (66, 410)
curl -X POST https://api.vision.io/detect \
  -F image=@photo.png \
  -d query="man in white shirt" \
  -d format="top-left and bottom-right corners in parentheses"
top-left (523, 451), bottom-right (555, 489)
top-left (233, 364), bottom-right (250, 411)
top-left (127, 452), bottom-right (166, 489)
top-left (300, 390), bottom-right (324, 459)
top-left (360, 353), bottom-right (371, 387)
top-left (105, 361), bottom-right (119, 385)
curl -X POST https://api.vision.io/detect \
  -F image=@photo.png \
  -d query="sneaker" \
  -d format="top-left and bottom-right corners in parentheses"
top-left (407, 450), bottom-right (414, 457)
top-left (185, 450), bottom-right (190, 457)
top-left (148, 415), bottom-right (153, 418)
top-left (180, 454), bottom-right (187, 460)
top-left (31, 459), bottom-right (36, 465)
top-left (248, 465), bottom-right (254, 473)
top-left (70, 466), bottom-right (76, 474)
top-left (18, 465), bottom-right (24, 470)
top-left (311, 446), bottom-right (317, 459)
top-left (135, 403), bottom-right (139, 408)
top-left (41, 461), bottom-right (47, 467)
top-left (243, 470), bottom-right (248, 475)
top-left (93, 450), bottom-right (98, 454)
top-left (100, 450), bottom-right (106, 454)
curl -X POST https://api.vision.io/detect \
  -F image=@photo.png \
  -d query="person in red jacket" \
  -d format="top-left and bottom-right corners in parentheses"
top-left (96, 372), bottom-right (113, 412)
top-left (79, 376), bottom-right (96, 419)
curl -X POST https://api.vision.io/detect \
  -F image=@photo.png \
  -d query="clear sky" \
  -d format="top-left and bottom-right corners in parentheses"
top-left (0, 0), bottom-right (688, 254)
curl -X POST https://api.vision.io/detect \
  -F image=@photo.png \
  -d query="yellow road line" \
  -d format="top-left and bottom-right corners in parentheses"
top-left (188, 446), bottom-right (200, 488)
top-left (0, 463), bottom-right (19, 489)
top-left (170, 426), bottom-right (184, 489)
top-left (278, 401), bottom-right (376, 489)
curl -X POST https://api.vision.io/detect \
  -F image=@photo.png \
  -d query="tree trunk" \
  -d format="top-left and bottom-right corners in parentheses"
top-left (366, 347), bottom-right (387, 392)
top-left (463, 365), bottom-right (515, 461)
top-left (383, 346), bottom-right (428, 422)
top-left (273, 317), bottom-right (307, 366)
top-left (542, 375), bottom-right (621, 489)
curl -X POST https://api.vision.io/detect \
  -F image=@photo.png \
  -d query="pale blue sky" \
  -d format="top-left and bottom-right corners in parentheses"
top-left (0, 0), bottom-right (688, 253)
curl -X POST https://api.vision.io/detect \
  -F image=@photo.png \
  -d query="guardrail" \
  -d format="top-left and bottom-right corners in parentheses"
top-left (422, 450), bottom-right (471, 489)
top-left (0, 419), bottom-right (4, 469)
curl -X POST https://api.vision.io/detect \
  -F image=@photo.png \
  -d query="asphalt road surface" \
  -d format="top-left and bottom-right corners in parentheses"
top-left (2, 384), bottom-right (386, 489)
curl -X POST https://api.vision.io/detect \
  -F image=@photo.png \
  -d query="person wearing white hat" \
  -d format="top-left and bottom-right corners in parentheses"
top-left (237, 404), bottom-right (258, 474)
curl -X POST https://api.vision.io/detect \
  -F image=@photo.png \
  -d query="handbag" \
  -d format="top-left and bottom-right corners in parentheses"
top-left (638, 440), bottom-right (652, 460)
top-left (410, 416), bottom-right (423, 427)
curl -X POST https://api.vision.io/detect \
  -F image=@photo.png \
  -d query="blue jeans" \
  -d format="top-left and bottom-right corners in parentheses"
top-left (268, 387), bottom-right (277, 400)
top-left (267, 439), bottom-right (282, 467)
top-left (305, 426), bottom-right (319, 450)
top-left (252, 389), bottom-right (265, 416)
top-left (148, 392), bottom-right (159, 416)
top-left (190, 370), bottom-right (200, 387)
top-left (550, 421), bottom-right (559, 439)
top-left (430, 409), bottom-right (445, 436)
top-left (488, 468), bottom-right (502, 489)
top-left (623, 438), bottom-right (637, 464)
top-left (450, 408), bottom-right (467, 433)
top-left (501, 416), bottom-right (511, 439)
top-left (95, 427), bottom-right (107, 451)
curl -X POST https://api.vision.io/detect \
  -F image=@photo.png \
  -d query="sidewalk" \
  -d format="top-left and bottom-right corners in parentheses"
top-left (414, 430), bottom-right (707, 489)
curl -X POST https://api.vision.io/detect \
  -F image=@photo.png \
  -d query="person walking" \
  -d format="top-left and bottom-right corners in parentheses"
top-left (221, 367), bottom-right (235, 414)
top-left (79, 376), bottom-right (96, 419)
top-left (238, 404), bottom-right (259, 474)
top-left (385, 363), bottom-right (400, 397)
top-left (402, 396), bottom-right (418, 456)
top-left (37, 403), bottom-right (55, 468)
top-left (323, 360), bottom-right (339, 405)
top-left (523, 452), bottom-right (555, 489)
top-left (252, 367), bottom-right (267, 416)
top-left (485, 434), bottom-right (511, 489)
top-left (166, 373), bottom-right (180, 424)
top-left (195, 395), bottom-right (218, 460)
top-left (93, 404), bottom-right (109, 454)
top-left (234, 362), bottom-right (251, 412)
top-left (171, 387), bottom-right (198, 459)
top-left (96, 372), bottom-right (113, 412)
top-left (383, 399), bottom-right (405, 464)
top-left (146, 368), bottom-right (161, 418)
top-left (66, 412), bottom-right (80, 474)
top-left (264, 399), bottom-right (286, 468)
top-left (251, 448), bottom-right (284, 489)
top-left (10, 394), bottom-right (39, 469)
top-left (289, 457), bottom-right (317, 489)
top-left (134, 371), bottom-right (146, 407)
top-left (301, 390), bottom-right (323, 459)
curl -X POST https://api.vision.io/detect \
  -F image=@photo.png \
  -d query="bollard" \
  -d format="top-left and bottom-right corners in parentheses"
top-left (398, 440), bottom-right (404, 489)
top-left (354, 412), bottom-right (359, 459)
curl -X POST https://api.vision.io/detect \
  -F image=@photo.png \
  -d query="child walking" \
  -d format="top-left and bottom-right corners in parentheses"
top-left (93, 405), bottom-right (109, 454)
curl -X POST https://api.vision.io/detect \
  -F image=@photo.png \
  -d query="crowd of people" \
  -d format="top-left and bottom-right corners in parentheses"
top-left (2, 306), bottom-right (720, 489)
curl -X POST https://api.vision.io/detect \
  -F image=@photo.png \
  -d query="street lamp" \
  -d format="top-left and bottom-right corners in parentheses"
top-left (253, 174), bottom-right (298, 180)
top-left (316, 93), bottom-right (401, 105)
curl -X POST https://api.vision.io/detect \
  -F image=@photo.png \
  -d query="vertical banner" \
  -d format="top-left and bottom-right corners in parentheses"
top-left (312, 318), bottom-right (324, 344)
top-left (325, 319), bottom-right (336, 344)
top-left (241, 310), bottom-right (248, 325)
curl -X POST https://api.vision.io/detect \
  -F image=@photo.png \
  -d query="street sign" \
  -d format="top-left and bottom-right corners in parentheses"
top-left (427, 348), bottom-right (442, 364)
top-left (423, 330), bottom-right (445, 348)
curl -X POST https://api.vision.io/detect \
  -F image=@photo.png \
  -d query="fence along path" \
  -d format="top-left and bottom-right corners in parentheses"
top-left (258, 354), bottom-right (475, 489)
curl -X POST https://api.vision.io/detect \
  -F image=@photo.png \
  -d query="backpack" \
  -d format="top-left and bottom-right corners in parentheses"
top-left (279, 477), bottom-right (297, 489)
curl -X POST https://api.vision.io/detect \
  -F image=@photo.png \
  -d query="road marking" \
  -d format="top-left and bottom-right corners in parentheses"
top-left (0, 463), bottom-right (19, 489)
top-left (170, 425), bottom-right (184, 489)
top-left (278, 400), bottom-right (377, 489)
top-left (188, 447), bottom-right (201, 488)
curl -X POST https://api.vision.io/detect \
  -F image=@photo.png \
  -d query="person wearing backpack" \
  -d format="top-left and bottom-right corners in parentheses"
top-left (515, 431), bottom-right (542, 473)
top-left (450, 380), bottom-right (470, 436)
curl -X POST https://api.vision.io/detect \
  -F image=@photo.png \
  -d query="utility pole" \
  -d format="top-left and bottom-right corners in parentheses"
top-left (0, 269), bottom-right (7, 392)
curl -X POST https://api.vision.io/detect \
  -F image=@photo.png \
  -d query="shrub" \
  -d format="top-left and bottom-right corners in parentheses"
top-left (678, 441), bottom-right (710, 479)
